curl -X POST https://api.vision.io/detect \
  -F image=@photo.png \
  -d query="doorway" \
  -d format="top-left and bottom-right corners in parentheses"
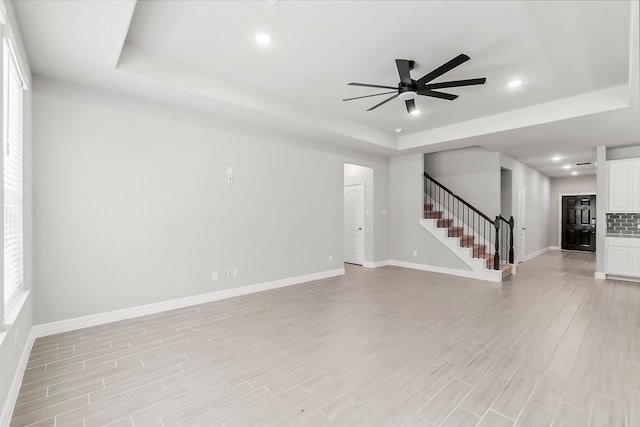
top-left (561, 195), bottom-right (596, 252)
top-left (344, 163), bottom-right (374, 266)
top-left (500, 168), bottom-right (512, 217)
top-left (517, 187), bottom-right (526, 262)
top-left (344, 184), bottom-right (364, 265)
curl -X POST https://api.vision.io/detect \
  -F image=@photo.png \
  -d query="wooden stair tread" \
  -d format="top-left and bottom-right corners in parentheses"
top-left (437, 218), bottom-right (453, 227)
top-left (425, 211), bottom-right (443, 219)
top-left (460, 235), bottom-right (474, 247)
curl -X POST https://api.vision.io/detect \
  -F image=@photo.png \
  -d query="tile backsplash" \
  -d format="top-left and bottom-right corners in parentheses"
top-left (607, 213), bottom-right (640, 237)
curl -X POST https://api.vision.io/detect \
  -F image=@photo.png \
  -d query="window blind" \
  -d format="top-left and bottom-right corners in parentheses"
top-left (3, 39), bottom-right (24, 310)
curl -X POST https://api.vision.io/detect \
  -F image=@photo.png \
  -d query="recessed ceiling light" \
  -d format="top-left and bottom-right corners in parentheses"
top-left (563, 164), bottom-right (571, 169)
top-left (551, 155), bottom-right (562, 162)
top-left (395, 128), bottom-right (403, 133)
top-left (410, 110), bottom-right (421, 116)
top-left (255, 33), bottom-right (271, 45)
top-left (571, 171), bottom-right (578, 175)
top-left (508, 80), bottom-right (522, 88)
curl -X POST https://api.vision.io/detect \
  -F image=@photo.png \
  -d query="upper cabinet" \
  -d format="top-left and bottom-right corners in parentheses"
top-left (607, 159), bottom-right (640, 212)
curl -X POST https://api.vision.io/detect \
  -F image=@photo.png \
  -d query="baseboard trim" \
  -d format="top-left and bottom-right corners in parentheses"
top-left (388, 260), bottom-right (501, 283)
top-left (0, 328), bottom-right (37, 427)
top-left (594, 271), bottom-right (607, 280)
top-left (32, 268), bottom-right (345, 338)
top-left (601, 273), bottom-right (640, 283)
top-left (522, 246), bottom-right (552, 262)
top-left (362, 260), bottom-right (390, 268)
top-left (549, 246), bottom-right (560, 251)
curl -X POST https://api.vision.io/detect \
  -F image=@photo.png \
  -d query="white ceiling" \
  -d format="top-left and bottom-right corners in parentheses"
top-left (11, 0), bottom-right (640, 177)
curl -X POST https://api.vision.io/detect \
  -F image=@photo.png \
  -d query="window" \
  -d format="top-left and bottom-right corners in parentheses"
top-left (3, 39), bottom-right (25, 311)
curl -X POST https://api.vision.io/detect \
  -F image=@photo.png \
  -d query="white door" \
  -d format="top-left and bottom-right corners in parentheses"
top-left (517, 187), bottom-right (526, 263)
top-left (344, 184), bottom-right (364, 265)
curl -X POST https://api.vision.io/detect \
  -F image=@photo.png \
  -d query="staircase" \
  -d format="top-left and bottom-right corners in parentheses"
top-left (422, 172), bottom-right (515, 282)
top-left (425, 203), bottom-right (502, 272)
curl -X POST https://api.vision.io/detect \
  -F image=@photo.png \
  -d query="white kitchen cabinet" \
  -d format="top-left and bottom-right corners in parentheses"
top-left (607, 159), bottom-right (640, 212)
top-left (606, 237), bottom-right (640, 278)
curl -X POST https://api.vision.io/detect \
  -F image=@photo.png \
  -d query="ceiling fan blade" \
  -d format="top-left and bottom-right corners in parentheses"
top-left (416, 54), bottom-right (471, 87)
top-left (405, 99), bottom-right (417, 114)
top-left (348, 82), bottom-right (398, 90)
top-left (367, 93), bottom-right (399, 111)
top-left (342, 91), bottom-right (397, 102)
top-left (424, 78), bottom-right (487, 90)
top-left (417, 89), bottom-right (459, 101)
top-left (395, 59), bottom-right (413, 86)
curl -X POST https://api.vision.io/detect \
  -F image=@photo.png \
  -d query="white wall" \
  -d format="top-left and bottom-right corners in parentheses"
top-left (500, 153), bottom-right (552, 259)
top-left (549, 175), bottom-right (597, 248)
top-left (424, 147), bottom-right (501, 217)
top-left (389, 153), bottom-right (470, 270)
top-left (0, 0), bottom-right (34, 422)
top-left (32, 78), bottom-right (389, 324)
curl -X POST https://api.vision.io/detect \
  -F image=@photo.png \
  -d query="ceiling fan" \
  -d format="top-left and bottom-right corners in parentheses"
top-left (342, 54), bottom-right (486, 114)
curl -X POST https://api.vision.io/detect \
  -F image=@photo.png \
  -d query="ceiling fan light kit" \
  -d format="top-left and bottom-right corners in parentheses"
top-left (343, 54), bottom-right (486, 114)
top-left (398, 90), bottom-right (416, 101)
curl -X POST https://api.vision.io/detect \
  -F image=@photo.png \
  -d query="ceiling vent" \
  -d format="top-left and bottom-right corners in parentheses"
top-left (575, 161), bottom-right (595, 169)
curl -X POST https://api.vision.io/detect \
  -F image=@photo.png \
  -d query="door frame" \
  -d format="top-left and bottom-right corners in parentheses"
top-left (344, 183), bottom-right (365, 265)
top-left (557, 192), bottom-right (597, 249)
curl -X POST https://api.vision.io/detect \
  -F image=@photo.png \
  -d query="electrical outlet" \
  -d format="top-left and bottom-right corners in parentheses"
top-left (232, 268), bottom-right (237, 277)
top-left (227, 175), bottom-right (233, 184)
top-left (226, 269), bottom-right (233, 278)
top-left (212, 271), bottom-right (218, 280)
top-left (413, 250), bottom-right (418, 257)
top-left (328, 255), bottom-right (333, 262)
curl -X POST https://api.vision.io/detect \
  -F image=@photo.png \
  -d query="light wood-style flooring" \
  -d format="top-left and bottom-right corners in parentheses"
top-left (10, 251), bottom-right (640, 426)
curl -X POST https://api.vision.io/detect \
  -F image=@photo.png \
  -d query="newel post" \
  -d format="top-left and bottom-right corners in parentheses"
top-left (494, 217), bottom-right (500, 270)
top-left (508, 216), bottom-right (515, 264)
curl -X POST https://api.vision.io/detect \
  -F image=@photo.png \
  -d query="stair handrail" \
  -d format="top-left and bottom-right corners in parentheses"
top-left (424, 172), bottom-right (494, 224)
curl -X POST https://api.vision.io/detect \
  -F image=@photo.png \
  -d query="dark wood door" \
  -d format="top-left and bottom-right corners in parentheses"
top-left (562, 195), bottom-right (596, 251)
